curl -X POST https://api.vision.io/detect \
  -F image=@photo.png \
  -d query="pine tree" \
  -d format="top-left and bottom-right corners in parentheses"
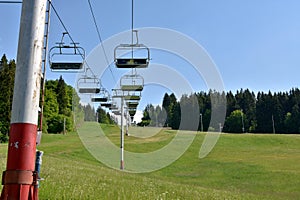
top-left (95, 106), bottom-right (115, 124)
top-left (162, 93), bottom-right (171, 127)
top-left (44, 78), bottom-right (76, 133)
top-left (226, 91), bottom-right (237, 117)
top-left (56, 76), bottom-right (69, 115)
top-left (170, 102), bottom-right (180, 129)
top-left (84, 104), bottom-right (96, 121)
top-left (0, 55), bottom-right (16, 141)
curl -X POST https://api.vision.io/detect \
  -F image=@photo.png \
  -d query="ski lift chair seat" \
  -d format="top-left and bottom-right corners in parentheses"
top-left (79, 88), bottom-right (101, 94)
top-left (115, 58), bottom-right (148, 68)
top-left (91, 97), bottom-right (108, 102)
top-left (124, 95), bottom-right (141, 101)
top-left (121, 85), bottom-right (143, 91)
top-left (50, 62), bottom-right (83, 70)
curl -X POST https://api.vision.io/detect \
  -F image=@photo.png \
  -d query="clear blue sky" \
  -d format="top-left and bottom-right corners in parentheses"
top-left (1, 0), bottom-right (300, 105)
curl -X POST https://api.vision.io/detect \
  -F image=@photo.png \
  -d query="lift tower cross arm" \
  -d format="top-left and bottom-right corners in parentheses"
top-left (1, 0), bottom-right (47, 199)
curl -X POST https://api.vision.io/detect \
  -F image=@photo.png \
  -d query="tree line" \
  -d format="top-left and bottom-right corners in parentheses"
top-left (0, 54), bottom-right (115, 142)
top-left (41, 76), bottom-right (115, 133)
top-left (139, 89), bottom-right (300, 134)
top-left (83, 103), bottom-right (114, 124)
top-left (1, 53), bottom-right (300, 142)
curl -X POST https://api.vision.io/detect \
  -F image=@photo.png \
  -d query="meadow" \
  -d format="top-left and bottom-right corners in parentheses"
top-left (0, 122), bottom-right (299, 199)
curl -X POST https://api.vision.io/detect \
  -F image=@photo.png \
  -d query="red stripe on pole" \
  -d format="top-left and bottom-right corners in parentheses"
top-left (6, 123), bottom-right (37, 170)
top-left (1, 123), bottom-right (37, 200)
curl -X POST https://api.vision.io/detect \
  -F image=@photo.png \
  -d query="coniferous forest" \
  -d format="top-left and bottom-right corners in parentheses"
top-left (1, 54), bottom-right (300, 142)
top-left (139, 89), bottom-right (300, 134)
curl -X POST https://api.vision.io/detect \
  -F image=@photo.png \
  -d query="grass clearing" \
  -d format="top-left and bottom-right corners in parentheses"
top-left (101, 124), bottom-right (176, 153)
top-left (0, 122), bottom-right (299, 199)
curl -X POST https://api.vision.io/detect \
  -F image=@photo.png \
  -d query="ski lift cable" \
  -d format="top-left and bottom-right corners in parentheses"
top-left (131, 0), bottom-right (135, 76)
top-left (87, 0), bottom-right (117, 84)
top-left (131, 0), bottom-right (134, 49)
top-left (0, 1), bottom-right (22, 3)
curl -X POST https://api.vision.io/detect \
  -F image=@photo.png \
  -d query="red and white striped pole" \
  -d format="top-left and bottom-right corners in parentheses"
top-left (1, 0), bottom-right (47, 199)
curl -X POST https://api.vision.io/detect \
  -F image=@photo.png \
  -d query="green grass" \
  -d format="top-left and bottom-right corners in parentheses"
top-left (0, 122), bottom-right (299, 199)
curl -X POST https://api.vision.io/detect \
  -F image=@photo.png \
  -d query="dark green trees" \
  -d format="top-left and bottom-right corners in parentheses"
top-left (139, 89), bottom-right (300, 133)
top-left (283, 89), bottom-right (300, 133)
top-left (223, 110), bottom-right (246, 133)
top-left (83, 104), bottom-right (96, 122)
top-left (138, 104), bottom-right (152, 126)
top-left (96, 106), bottom-right (112, 124)
top-left (43, 77), bottom-right (75, 133)
top-left (0, 55), bottom-right (15, 142)
top-left (162, 93), bottom-right (177, 127)
top-left (57, 76), bottom-right (69, 115)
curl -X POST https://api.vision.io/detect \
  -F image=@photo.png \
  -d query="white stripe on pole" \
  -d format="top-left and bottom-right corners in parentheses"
top-left (11, 0), bottom-right (46, 124)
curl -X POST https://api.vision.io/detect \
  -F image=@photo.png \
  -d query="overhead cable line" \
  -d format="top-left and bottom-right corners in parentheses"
top-left (87, 0), bottom-right (117, 84)
top-left (132, 0), bottom-right (134, 63)
top-left (131, 0), bottom-right (137, 75)
top-left (0, 1), bottom-right (22, 3)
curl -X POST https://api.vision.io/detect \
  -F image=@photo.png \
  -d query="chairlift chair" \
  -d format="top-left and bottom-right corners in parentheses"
top-left (77, 76), bottom-right (101, 94)
top-left (128, 109), bottom-right (137, 121)
top-left (108, 100), bottom-right (118, 110)
top-left (49, 42), bottom-right (85, 71)
top-left (120, 74), bottom-right (144, 92)
top-left (126, 101), bottom-right (139, 109)
top-left (91, 89), bottom-right (110, 102)
top-left (100, 102), bottom-right (118, 110)
top-left (109, 104), bottom-right (118, 110)
top-left (112, 110), bottom-right (121, 115)
top-left (100, 102), bottom-right (112, 108)
top-left (114, 44), bottom-right (150, 68)
top-left (114, 30), bottom-right (150, 68)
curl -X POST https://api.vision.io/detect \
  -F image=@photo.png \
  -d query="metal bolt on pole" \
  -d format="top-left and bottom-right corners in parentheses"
top-left (0, 0), bottom-right (47, 199)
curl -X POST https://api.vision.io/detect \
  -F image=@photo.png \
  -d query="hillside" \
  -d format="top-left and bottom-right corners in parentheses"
top-left (0, 123), bottom-right (299, 199)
